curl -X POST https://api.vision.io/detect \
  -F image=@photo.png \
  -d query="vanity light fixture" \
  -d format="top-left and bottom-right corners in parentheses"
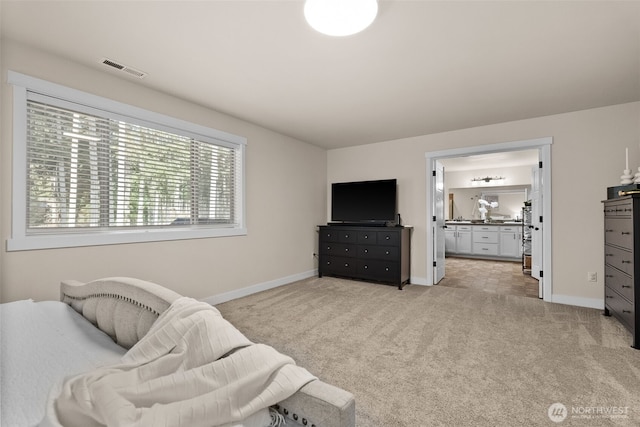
top-left (304, 0), bottom-right (378, 37)
top-left (471, 176), bottom-right (506, 186)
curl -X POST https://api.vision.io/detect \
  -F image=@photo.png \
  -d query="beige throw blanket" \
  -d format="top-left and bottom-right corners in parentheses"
top-left (47, 297), bottom-right (316, 427)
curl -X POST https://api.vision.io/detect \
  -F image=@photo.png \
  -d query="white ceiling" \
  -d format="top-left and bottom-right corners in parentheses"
top-left (2, 1), bottom-right (639, 151)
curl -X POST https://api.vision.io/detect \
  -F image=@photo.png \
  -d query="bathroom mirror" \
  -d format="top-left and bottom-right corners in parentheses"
top-left (448, 185), bottom-right (530, 221)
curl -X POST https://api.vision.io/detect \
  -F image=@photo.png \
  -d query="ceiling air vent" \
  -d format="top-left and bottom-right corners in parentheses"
top-left (100, 58), bottom-right (147, 79)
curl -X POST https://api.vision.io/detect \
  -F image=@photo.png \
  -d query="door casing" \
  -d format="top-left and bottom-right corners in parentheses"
top-left (425, 137), bottom-right (552, 302)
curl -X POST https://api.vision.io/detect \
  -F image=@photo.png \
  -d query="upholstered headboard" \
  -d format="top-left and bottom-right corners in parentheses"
top-left (60, 277), bottom-right (182, 349)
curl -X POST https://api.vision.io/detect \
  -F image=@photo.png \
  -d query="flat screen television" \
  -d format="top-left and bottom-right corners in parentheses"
top-left (331, 179), bottom-right (397, 225)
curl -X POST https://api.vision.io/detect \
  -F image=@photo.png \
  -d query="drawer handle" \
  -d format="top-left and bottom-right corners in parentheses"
top-left (606, 275), bottom-right (614, 278)
top-left (344, 263), bottom-right (349, 267)
top-left (482, 248), bottom-right (489, 251)
top-left (364, 249), bottom-right (368, 253)
top-left (621, 232), bottom-right (631, 235)
top-left (344, 234), bottom-right (349, 238)
top-left (385, 267), bottom-right (389, 271)
top-left (606, 295), bottom-right (614, 299)
top-left (364, 235), bottom-right (369, 239)
top-left (605, 229), bottom-right (614, 232)
top-left (364, 265), bottom-right (368, 269)
top-left (385, 236), bottom-right (390, 240)
top-left (622, 285), bottom-right (632, 288)
top-left (385, 251), bottom-right (390, 255)
top-left (623, 310), bottom-right (632, 314)
top-left (605, 254), bottom-right (614, 257)
top-left (327, 246), bottom-right (331, 250)
top-left (482, 236), bottom-right (489, 239)
top-left (345, 248), bottom-right (349, 252)
top-left (622, 260), bottom-right (632, 264)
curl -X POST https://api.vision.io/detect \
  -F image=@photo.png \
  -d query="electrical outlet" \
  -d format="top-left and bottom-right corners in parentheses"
top-left (587, 272), bottom-right (597, 282)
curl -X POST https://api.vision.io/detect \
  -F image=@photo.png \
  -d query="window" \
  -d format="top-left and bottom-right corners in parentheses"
top-left (8, 72), bottom-right (246, 251)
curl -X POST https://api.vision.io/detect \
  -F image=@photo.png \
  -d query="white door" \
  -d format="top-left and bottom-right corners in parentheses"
top-left (434, 161), bottom-right (446, 283)
top-left (530, 164), bottom-right (543, 297)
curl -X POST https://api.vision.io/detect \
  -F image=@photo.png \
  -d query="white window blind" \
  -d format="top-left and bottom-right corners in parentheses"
top-left (9, 71), bottom-right (246, 250)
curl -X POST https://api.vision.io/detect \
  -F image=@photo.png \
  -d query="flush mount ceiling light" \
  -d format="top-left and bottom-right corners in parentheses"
top-left (304, 0), bottom-right (378, 37)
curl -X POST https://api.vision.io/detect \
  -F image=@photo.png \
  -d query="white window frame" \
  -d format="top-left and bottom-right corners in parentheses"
top-left (7, 71), bottom-right (247, 251)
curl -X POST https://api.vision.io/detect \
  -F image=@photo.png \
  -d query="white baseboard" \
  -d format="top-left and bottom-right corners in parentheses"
top-left (407, 276), bottom-right (429, 286)
top-left (202, 269), bottom-right (318, 305)
top-left (550, 294), bottom-right (604, 310)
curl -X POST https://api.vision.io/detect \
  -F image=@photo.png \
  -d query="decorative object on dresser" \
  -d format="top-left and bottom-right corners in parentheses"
top-left (603, 194), bottom-right (640, 349)
top-left (318, 225), bottom-right (412, 289)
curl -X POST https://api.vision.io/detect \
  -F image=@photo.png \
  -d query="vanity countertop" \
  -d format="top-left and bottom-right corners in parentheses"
top-left (445, 221), bottom-right (523, 225)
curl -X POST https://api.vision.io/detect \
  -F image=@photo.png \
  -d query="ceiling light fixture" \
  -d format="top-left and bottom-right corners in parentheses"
top-left (304, 0), bottom-right (378, 37)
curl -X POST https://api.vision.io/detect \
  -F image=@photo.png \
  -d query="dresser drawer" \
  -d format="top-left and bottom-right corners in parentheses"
top-left (604, 200), bottom-right (633, 217)
top-left (337, 230), bottom-right (357, 243)
top-left (320, 228), bottom-right (340, 242)
top-left (321, 242), bottom-right (356, 258)
top-left (604, 218), bottom-right (633, 249)
top-left (376, 231), bottom-right (399, 246)
top-left (357, 231), bottom-right (377, 244)
top-left (604, 244), bottom-right (634, 275)
top-left (605, 265), bottom-right (634, 302)
top-left (356, 260), bottom-right (398, 280)
top-left (322, 256), bottom-right (356, 275)
top-left (474, 231), bottom-right (498, 244)
top-left (473, 243), bottom-right (499, 255)
top-left (358, 245), bottom-right (399, 259)
top-left (605, 287), bottom-right (635, 332)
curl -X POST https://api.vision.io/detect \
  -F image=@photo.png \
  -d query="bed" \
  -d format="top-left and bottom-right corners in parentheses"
top-left (0, 277), bottom-right (355, 427)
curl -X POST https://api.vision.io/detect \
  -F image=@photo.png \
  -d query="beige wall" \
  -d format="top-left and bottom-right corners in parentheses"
top-left (0, 40), bottom-right (327, 302)
top-left (327, 101), bottom-right (640, 304)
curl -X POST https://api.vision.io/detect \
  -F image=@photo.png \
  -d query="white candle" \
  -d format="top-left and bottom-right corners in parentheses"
top-left (626, 147), bottom-right (629, 170)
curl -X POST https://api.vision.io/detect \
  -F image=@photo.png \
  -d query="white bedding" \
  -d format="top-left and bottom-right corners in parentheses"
top-left (1, 299), bottom-right (126, 427)
top-left (44, 297), bottom-right (316, 427)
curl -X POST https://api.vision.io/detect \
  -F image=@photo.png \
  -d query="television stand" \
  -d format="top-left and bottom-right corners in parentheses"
top-left (318, 225), bottom-right (412, 289)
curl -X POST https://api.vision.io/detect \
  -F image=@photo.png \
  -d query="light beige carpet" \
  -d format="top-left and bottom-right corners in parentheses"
top-left (216, 277), bottom-right (640, 426)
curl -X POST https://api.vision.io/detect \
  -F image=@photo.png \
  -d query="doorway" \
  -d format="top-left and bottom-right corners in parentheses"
top-left (425, 137), bottom-right (552, 302)
top-left (438, 257), bottom-right (539, 299)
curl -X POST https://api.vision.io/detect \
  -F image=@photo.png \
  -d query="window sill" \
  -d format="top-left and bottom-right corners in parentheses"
top-left (6, 227), bottom-right (248, 251)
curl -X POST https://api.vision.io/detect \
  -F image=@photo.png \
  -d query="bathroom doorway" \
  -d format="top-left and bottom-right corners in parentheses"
top-left (425, 137), bottom-right (552, 301)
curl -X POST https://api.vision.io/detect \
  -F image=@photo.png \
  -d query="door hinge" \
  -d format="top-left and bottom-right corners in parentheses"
top-left (433, 261), bottom-right (437, 267)
top-left (433, 216), bottom-right (436, 221)
top-left (539, 216), bottom-right (543, 223)
top-left (540, 270), bottom-right (544, 278)
top-left (432, 170), bottom-right (436, 177)
top-left (539, 161), bottom-right (543, 168)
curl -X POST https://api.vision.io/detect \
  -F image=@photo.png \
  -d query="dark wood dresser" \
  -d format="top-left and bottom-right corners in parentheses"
top-left (603, 195), bottom-right (640, 348)
top-left (318, 225), bottom-right (411, 289)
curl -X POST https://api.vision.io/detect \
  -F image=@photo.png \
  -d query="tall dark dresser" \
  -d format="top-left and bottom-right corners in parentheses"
top-left (603, 194), bottom-right (640, 349)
